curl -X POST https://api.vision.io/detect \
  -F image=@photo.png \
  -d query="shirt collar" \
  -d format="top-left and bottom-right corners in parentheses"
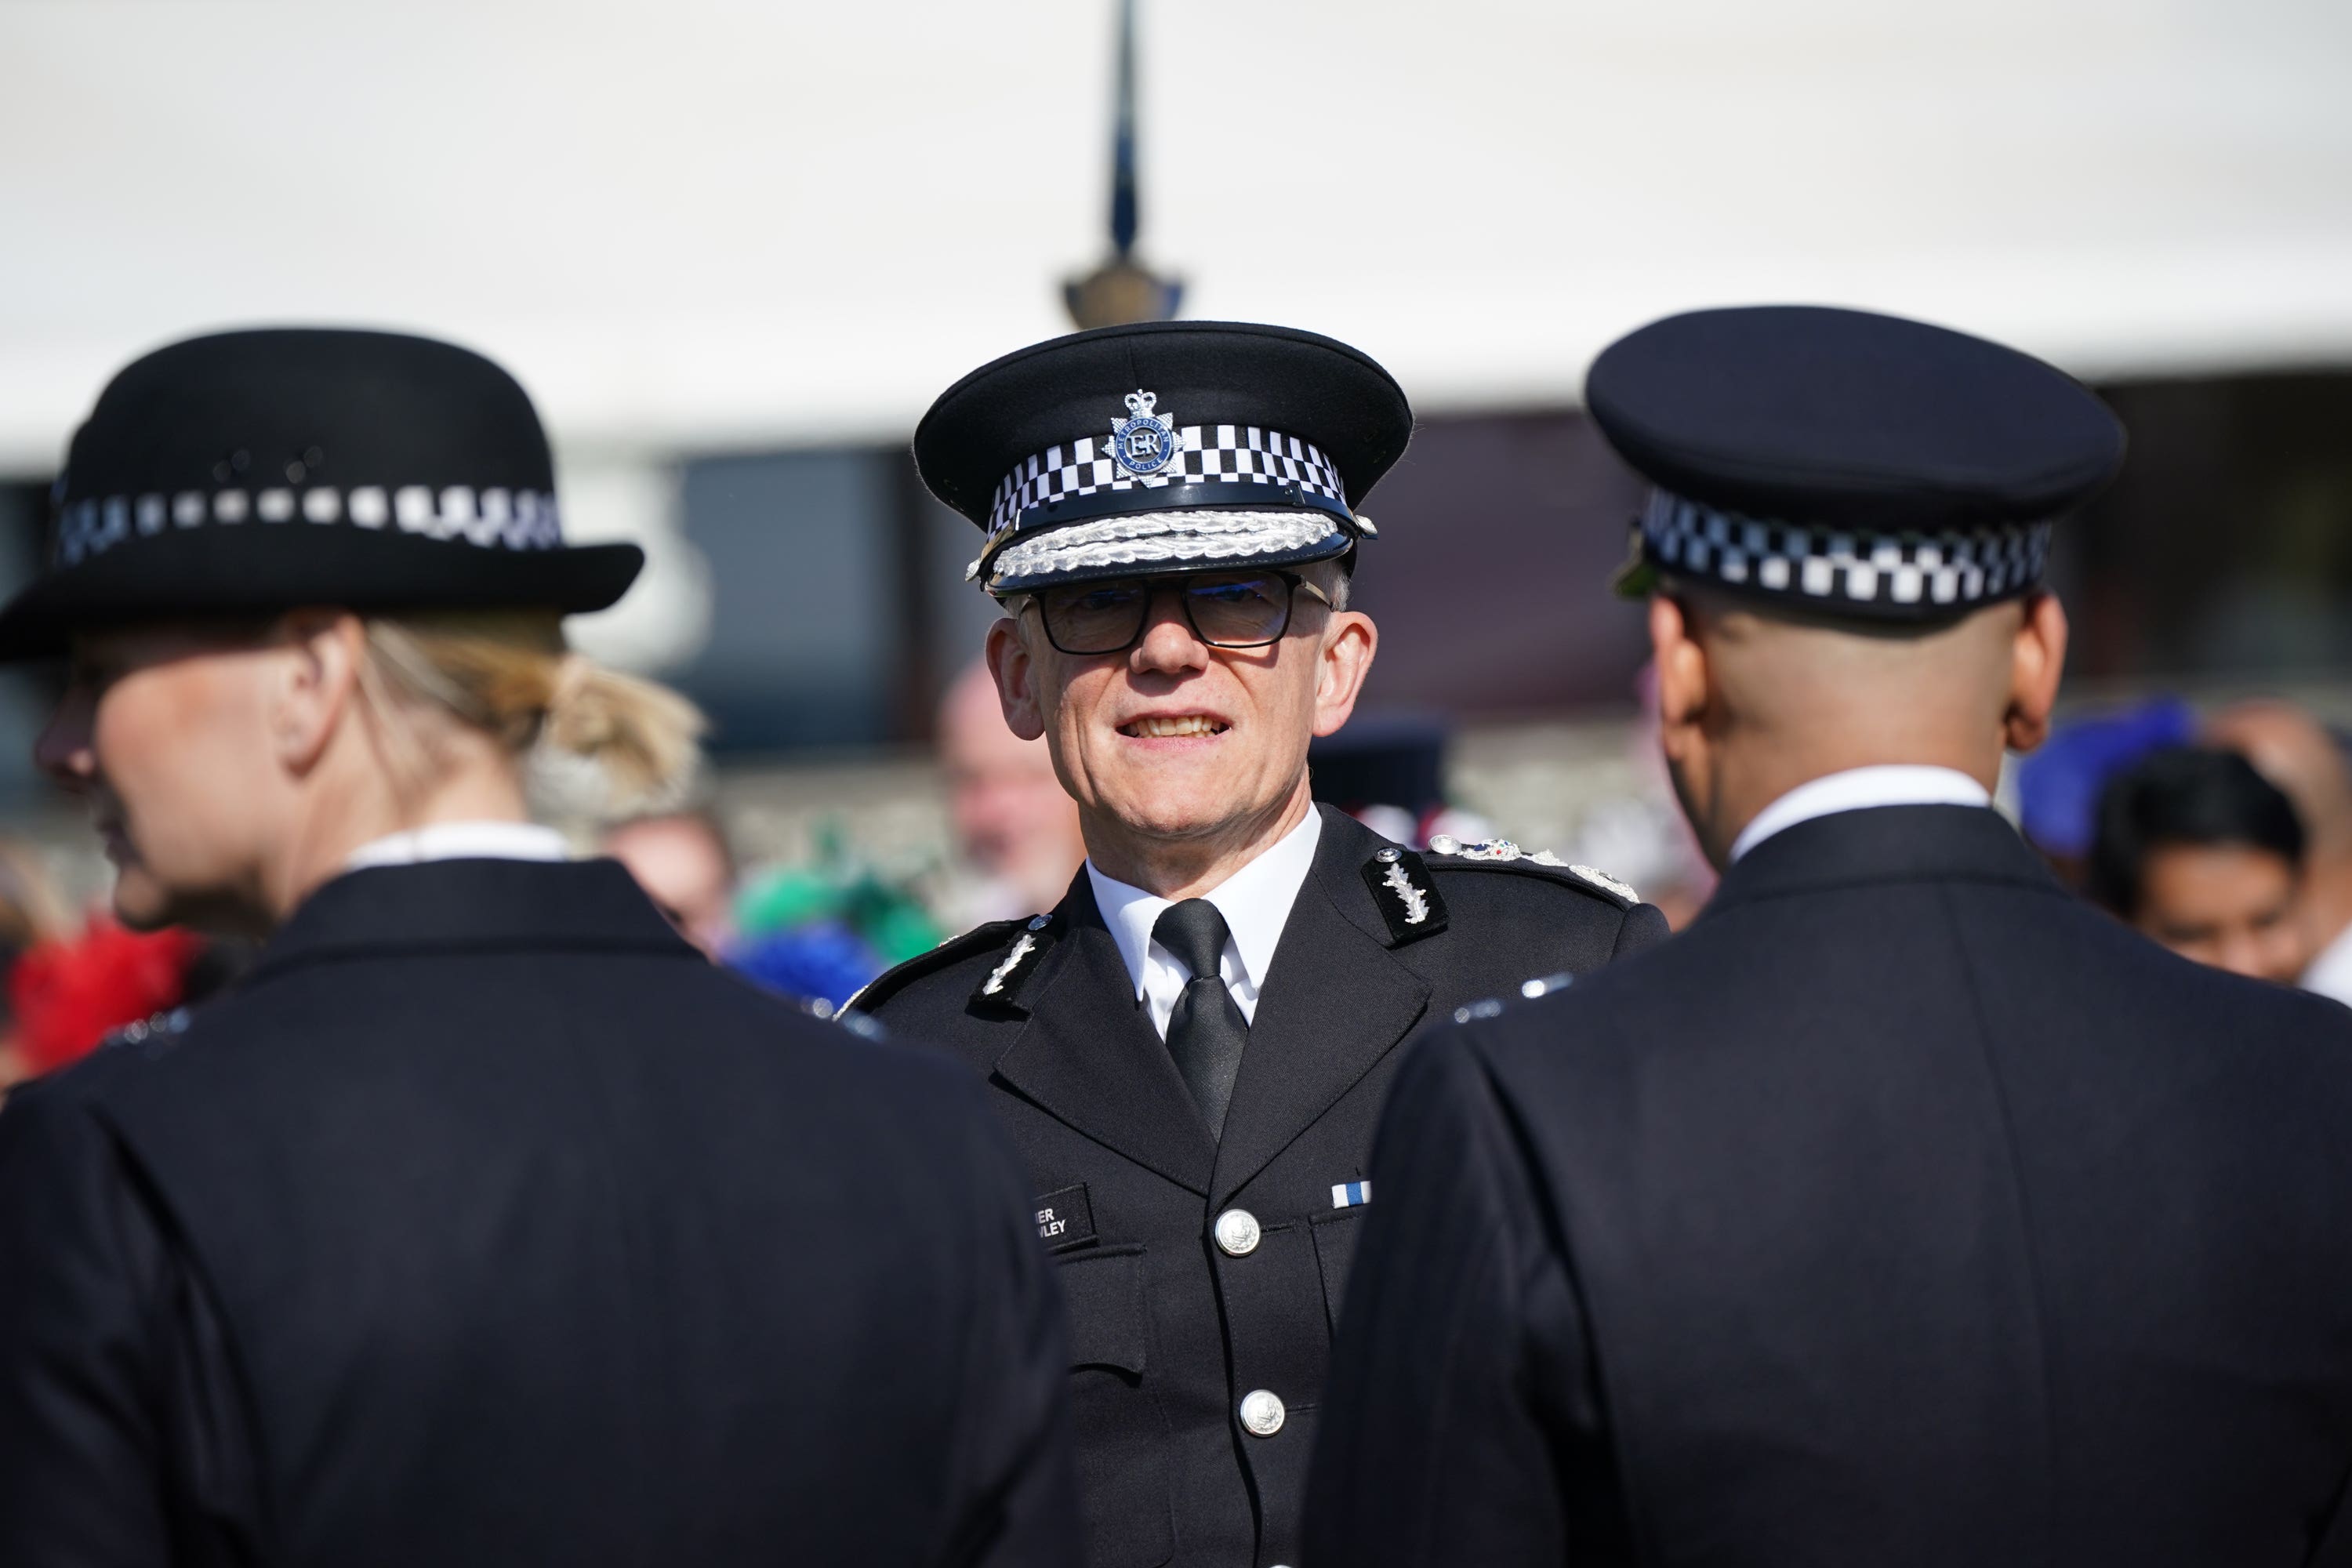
top-left (1730, 765), bottom-right (1993, 863)
top-left (1087, 808), bottom-right (1324, 1000)
top-left (344, 820), bottom-right (572, 872)
top-left (2302, 919), bottom-right (2352, 1006)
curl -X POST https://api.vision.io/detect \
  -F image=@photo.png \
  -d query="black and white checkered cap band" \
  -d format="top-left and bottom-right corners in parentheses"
top-left (1639, 488), bottom-right (2053, 609)
top-left (985, 425), bottom-right (1345, 540)
top-left (51, 485), bottom-right (564, 569)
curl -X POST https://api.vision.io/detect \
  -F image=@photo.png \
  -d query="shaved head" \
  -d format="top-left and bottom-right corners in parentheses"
top-left (1650, 582), bottom-right (2067, 869)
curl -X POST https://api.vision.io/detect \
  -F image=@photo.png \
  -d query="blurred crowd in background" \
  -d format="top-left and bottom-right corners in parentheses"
top-left (11, 663), bottom-right (2352, 1087)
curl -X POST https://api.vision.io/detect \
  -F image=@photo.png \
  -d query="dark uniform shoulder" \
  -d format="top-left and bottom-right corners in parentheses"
top-left (846, 914), bottom-right (1054, 1017)
top-left (1, 1007), bottom-right (199, 1123)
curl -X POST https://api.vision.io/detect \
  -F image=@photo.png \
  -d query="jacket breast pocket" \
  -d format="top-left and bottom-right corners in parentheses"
top-left (1310, 1207), bottom-right (1367, 1334)
top-left (1055, 1243), bottom-right (1175, 1568)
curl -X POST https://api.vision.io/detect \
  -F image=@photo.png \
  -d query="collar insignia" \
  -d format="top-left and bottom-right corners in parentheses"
top-left (971, 913), bottom-right (1056, 1010)
top-left (1362, 845), bottom-right (1450, 946)
top-left (1109, 389), bottom-right (1180, 477)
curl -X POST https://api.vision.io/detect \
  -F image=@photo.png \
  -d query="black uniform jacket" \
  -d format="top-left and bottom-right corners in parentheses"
top-left (1307, 804), bottom-right (2352, 1568)
top-left (855, 804), bottom-right (1668, 1568)
top-left (0, 857), bottom-right (1076, 1568)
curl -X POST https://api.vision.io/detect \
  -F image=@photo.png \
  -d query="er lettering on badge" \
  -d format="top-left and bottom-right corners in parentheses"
top-left (1033, 1182), bottom-right (1098, 1250)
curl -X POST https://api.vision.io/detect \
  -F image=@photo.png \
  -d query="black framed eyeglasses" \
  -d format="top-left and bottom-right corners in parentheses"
top-left (1017, 569), bottom-right (1334, 656)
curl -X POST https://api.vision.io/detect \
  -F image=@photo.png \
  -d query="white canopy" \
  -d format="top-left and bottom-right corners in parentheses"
top-left (2, 0), bottom-right (2348, 473)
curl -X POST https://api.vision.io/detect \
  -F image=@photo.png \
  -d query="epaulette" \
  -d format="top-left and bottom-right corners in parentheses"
top-left (843, 913), bottom-right (1060, 1018)
top-left (1450, 969), bottom-right (1576, 1026)
top-left (1362, 835), bottom-right (1640, 943)
top-left (1424, 835), bottom-right (1640, 907)
top-left (93, 1007), bottom-right (194, 1061)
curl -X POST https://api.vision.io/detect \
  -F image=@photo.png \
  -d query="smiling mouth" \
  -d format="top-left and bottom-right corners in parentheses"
top-left (1119, 715), bottom-right (1230, 739)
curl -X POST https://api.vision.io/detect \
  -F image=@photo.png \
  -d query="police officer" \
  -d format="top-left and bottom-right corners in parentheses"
top-left (852, 321), bottom-right (1666, 1568)
top-left (0, 330), bottom-right (1076, 1567)
top-left (1305, 306), bottom-right (2352, 1566)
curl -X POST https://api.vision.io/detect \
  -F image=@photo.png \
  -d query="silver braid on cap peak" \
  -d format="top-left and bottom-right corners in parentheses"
top-left (989, 509), bottom-right (1344, 585)
top-left (1639, 488), bottom-right (2052, 609)
top-left (51, 485), bottom-right (565, 569)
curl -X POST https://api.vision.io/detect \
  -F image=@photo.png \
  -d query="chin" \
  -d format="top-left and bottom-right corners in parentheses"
top-left (109, 874), bottom-right (179, 933)
top-left (111, 869), bottom-right (252, 938)
top-left (1102, 786), bottom-right (1253, 843)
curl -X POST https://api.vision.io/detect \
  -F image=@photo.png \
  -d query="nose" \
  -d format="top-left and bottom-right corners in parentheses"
top-left (1128, 586), bottom-right (1209, 677)
top-left (2214, 928), bottom-right (2270, 983)
top-left (33, 684), bottom-right (96, 788)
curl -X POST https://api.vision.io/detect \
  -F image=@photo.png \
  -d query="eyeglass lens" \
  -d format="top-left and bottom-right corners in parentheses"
top-left (1039, 572), bottom-right (1296, 655)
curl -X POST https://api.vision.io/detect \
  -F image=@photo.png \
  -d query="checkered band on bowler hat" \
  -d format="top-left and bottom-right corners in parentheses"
top-left (0, 328), bottom-right (643, 660)
top-left (1589, 305), bottom-right (2125, 622)
top-left (914, 321), bottom-right (1414, 597)
top-left (50, 481), bottom-right (566, 571)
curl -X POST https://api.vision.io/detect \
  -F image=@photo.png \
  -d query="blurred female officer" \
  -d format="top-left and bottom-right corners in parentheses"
top-left (0, 330), bottom-right (1073, 1568)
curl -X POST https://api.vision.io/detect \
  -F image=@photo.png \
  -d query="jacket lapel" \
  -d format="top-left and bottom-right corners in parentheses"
top-left (988, 884), bottom-right (1218, 1196)
top-left (1209, 811), bottom-right (1433, 1207)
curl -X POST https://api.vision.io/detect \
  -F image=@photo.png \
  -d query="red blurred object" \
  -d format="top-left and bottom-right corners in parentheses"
top-left (10, 919), bottom-right (204, 1074)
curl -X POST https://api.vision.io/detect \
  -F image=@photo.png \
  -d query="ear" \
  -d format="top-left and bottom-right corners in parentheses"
top-left (1311, 609), bottom-right (1378, 739)
top-left (2001, 592), bottom-right (2069, 755)
top-left (270, 609), bottom-right (368, 775)
top-left (985, 613), bottom-right (1047, 742)
top-left (1650, 593), bottom-right (1711, 762)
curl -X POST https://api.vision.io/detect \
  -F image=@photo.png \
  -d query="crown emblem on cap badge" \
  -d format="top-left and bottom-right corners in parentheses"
top-left (1109, 389), bottom-right (1179, 477)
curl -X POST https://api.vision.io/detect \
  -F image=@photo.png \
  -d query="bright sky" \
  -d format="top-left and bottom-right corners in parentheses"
top-left (2, 0), bottom-right (2348, 469)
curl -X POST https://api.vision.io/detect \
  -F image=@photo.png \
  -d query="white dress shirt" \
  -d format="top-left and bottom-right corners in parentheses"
top-left (1730, 765), bottom-right (1994, 863)
top-left (1088, 808), bottom-right (1323, 1040)
top-left (2301, 920), bottom-right (2352, 1007)
top-left (343, 820), bottom-right (571, 871)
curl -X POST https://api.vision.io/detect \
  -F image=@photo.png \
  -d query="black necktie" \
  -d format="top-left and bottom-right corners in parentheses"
top-left (1153, 898), bottom-right (1250, 1140)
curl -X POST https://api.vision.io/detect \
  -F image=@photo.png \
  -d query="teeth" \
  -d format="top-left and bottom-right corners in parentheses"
top-left (1129, 715), bottom-right (1223, 738)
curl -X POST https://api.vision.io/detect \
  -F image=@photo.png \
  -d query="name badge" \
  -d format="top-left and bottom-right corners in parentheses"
top-left (1034, 1182), bottom-right (1098, 1250)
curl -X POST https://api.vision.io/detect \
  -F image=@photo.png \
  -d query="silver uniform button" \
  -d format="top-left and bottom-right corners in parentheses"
top-left (1213, 1208), bottom-right (1261, 1257)
top-left (1239, 1388), bottom-right (1286, 1437)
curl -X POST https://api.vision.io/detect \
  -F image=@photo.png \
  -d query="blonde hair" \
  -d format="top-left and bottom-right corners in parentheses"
top-left (355, 610), bottom-right (704, 819)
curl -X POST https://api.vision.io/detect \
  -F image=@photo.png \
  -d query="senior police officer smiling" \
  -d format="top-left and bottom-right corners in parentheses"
top-left (851, 321), bottom-right (1668, 1568)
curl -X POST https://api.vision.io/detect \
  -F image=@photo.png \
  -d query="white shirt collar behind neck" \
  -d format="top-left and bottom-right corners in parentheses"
top-left (344, 820), bottom-right (571, 872)
top-left (1087, 808), bottom-right (1324, 1040)
top-left (1730, 765), bottom-right (1993, 863)
top-left (2301, 918), bottom-right (2352, 1007)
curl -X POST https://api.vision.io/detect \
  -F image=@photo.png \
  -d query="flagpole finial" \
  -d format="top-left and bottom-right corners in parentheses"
top-left (1065, 0), bottom-right (1181, 329)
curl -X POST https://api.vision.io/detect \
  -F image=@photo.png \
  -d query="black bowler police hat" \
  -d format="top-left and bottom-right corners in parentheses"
top-left (0, 328), bottom-right (644, 660)
top-left (1592, 305), bottom-right (2126, 622)
top-left (914, 321), bottom-right (1413, 597)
